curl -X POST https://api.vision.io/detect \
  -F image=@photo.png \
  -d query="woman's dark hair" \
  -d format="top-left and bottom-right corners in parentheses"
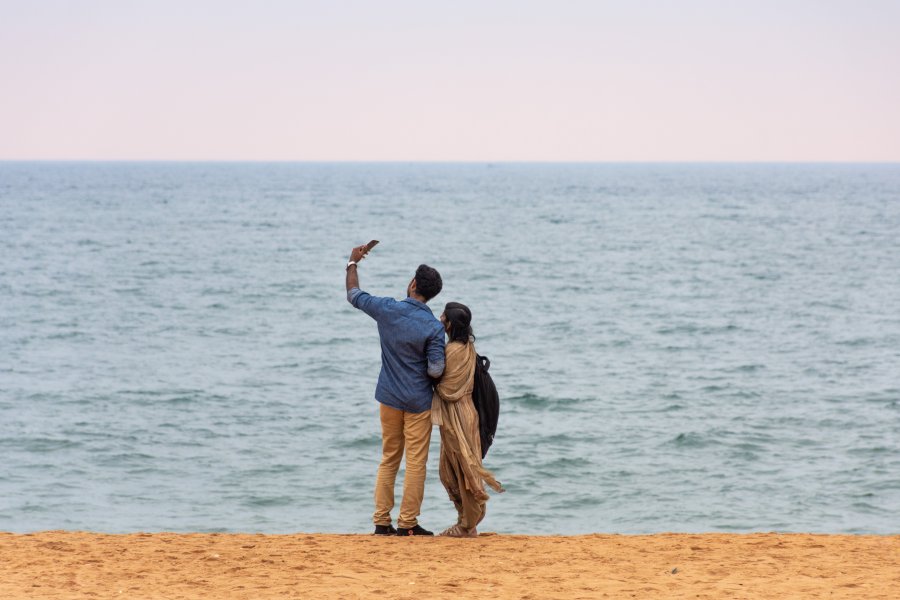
top-left (444, 302), bottom-right (473, 344)
top-left (415, 264), bottom-right (442, 301)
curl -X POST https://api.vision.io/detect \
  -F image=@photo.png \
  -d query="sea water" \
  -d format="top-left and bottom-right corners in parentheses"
top-left (1, 162), bottom-right (898, 534)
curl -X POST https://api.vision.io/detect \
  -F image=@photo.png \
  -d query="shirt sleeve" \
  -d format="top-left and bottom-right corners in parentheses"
top-left (347, 287), bottom-right (394, 321)
top-left (426, 325), bottom-right (446, 378)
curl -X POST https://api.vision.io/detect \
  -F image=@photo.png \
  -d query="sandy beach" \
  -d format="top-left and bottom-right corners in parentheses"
top-left (1, 531), bottom-right (897, 599)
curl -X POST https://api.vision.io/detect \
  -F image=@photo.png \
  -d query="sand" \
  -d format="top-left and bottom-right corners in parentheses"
top-left (1, 531), bottom-right (897, 599)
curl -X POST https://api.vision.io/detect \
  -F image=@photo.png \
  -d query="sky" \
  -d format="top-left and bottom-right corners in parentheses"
top-left (1, 0), bottom-right (898, 161)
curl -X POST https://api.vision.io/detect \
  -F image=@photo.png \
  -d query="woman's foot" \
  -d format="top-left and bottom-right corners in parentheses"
top-left (438, 524), bottom-right (478, 538)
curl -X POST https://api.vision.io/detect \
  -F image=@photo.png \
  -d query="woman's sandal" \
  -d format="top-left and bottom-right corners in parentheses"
top-left (439, 524), bottom-right (478, 538)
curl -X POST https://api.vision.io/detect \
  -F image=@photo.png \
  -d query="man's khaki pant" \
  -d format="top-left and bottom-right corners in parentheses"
top-left (373, 403), bottom-right (433, 528)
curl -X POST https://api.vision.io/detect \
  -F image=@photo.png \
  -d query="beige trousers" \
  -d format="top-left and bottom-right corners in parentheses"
top-left (373, 403), bottom-right (433, 528)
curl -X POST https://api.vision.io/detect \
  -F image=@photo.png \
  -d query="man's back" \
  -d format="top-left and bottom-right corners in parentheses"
top-left (348, 288), bottom-right (445, 412)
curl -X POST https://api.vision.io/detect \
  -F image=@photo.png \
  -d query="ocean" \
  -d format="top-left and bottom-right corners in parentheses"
top-left (1, 162), bottom-right (898, 534)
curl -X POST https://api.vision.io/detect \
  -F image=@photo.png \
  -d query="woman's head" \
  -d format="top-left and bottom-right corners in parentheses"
top-left (440, 301), bottom-right (473, 343)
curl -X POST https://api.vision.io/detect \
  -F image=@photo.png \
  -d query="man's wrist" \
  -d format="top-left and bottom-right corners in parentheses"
top-left (346, 260), bottom-right (358, 270)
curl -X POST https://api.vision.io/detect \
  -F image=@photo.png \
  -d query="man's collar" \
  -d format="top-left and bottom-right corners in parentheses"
top-left (403, 296), bottom-right (431, 311)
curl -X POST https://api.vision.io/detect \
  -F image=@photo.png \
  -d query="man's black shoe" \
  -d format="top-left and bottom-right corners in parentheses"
top-left (374, 524), bottom-right (397, 535)
top-left (396, 525), bottom-right (434, 536)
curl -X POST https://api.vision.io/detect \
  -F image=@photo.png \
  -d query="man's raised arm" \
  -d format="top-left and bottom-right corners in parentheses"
top-left (345, 245), bottom-right (367, 292)
top-left (345, 245), bottom-right (394, 321)
top-left (346, 244), bottom-right (367, 295)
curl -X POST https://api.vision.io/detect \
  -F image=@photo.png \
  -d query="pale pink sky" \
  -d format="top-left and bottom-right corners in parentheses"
top-left (1, 1), bottom-right (898, 161)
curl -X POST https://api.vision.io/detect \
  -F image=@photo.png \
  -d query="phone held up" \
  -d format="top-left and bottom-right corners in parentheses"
top-left (360, 240), bottom-right (379, 259)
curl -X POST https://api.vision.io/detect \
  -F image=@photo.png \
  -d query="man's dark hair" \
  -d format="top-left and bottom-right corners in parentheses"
top-left (415, 264), bottom-right (442, 302)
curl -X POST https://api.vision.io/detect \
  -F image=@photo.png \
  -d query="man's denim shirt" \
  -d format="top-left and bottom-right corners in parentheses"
top-left (348, 288), bottom-right (445, 413)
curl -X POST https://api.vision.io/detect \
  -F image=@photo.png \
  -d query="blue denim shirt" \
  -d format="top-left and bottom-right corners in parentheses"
top-left (348, 287), bottom-right (445, 413)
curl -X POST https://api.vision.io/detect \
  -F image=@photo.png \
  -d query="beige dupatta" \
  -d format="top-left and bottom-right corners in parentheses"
top-left (431, 341), bottom-right (503, 493)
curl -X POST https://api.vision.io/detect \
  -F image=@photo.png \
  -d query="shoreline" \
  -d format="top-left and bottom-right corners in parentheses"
top-left (2, 531), bottom-right (898, 599)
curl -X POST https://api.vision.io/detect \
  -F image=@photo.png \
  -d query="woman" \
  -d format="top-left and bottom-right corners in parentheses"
top-left (431, 302), bottom-right (503, 537)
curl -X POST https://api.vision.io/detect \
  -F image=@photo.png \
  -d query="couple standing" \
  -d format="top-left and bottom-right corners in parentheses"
top-left (345, 244), bottom-right (502, 537)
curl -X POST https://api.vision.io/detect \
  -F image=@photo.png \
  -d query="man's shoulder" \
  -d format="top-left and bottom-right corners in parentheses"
top-left (370, 293), bottom-right (399, 305)
top-left (351, 288), bottom-right (398, 306)
top-left (420, 312), bottom-right (444, 338)
top-left (396, 301), bottom-right (441, 333)
top-left (410, 303), bottom-right (442, 325)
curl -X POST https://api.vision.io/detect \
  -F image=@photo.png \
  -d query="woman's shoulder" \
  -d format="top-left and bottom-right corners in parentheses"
top-left (446, 339), bottom-right (473, 351)
top-left (445, 340), bottom-right (475, 361)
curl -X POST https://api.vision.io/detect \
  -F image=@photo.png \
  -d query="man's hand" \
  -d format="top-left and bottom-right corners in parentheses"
top-left (349, 244), bottom-right (369, 264)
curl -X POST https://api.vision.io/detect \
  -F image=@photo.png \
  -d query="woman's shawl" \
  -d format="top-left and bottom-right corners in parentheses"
top-left (432, 340), bottom-right (503, 493)
top-left (432, 341), bottom-right (476, 418)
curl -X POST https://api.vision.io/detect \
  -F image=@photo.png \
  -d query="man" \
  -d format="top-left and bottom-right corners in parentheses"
top-left (345, 244), bottom-right (445, 536)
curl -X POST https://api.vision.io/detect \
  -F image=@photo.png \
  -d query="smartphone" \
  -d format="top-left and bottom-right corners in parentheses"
top-left (364, 240), bottom-right (380, 253)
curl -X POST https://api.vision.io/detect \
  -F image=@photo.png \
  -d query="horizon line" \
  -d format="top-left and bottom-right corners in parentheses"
top-left (2, 159), bottom-right (899, 165)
